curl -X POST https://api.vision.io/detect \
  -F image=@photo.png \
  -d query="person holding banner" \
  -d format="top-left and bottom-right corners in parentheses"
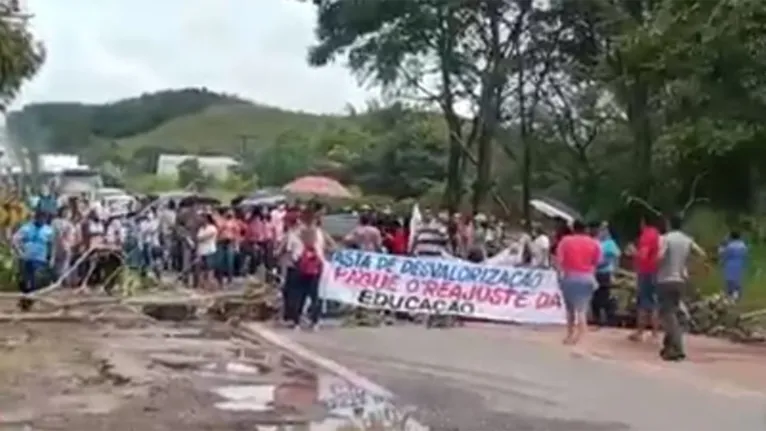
top-left (410, 211), bottom-right (457, 327)
top-left (555, 220), bottom-right (601, 345)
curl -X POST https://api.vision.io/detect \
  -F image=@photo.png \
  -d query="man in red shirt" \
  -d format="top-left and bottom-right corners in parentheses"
top-left (629, 214), bottom-right (662, 341)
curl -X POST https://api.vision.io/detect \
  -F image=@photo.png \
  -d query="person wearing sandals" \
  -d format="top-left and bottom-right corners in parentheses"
top-left (555, 220), bottom-right (601, 345)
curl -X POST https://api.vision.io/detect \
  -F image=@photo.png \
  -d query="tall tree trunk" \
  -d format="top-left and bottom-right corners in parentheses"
top-left (626, 79), bottom-right (653, 198)
top-left (471, 0), bottom-right (504, 213)
top-left (440, 4), bottom-right (463, 214)
top-left (519, 41), bottom-right (531, 225)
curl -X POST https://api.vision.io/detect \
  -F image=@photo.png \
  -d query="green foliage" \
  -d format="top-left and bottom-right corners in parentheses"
top-left (0, 2), bottom-right (44, 111)
top-left (176, 158), bottom-right (214, 191)
top-left (126, 174), bottom-right (177, 194)
top-left (221, 166), bottom-right (258, 195)
top-left (7, 87), bottom-right (452, 200)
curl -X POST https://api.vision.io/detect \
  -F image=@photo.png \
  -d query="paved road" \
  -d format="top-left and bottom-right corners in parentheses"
top-left (286, 325), bottom-right (766, 431)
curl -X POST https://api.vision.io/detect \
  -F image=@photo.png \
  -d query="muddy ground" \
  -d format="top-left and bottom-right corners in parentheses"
top-left (0, 316), bottom-right (347, 431)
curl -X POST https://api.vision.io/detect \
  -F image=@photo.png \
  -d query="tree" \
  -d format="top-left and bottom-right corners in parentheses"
top-left (176, 158), bottom-right (207, 190)
top-left (346, 104), bottom-right (447, 199)
top-left (307, 0), bottom-right (540, 213)
top-left (223, 164), bottom-right (258, 194)
top-left (0, 1), bottom-right (44, 111)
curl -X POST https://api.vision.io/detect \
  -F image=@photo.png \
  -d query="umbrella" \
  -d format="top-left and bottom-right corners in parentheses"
top-left (239, 188), bottom-right (288, 207)
top-left (178, 194), bottom-right (221, 207)
top-left (156, 190), bottom-right (194, 206)
top-left (283, 176), bottom-right (353, 199)
top-left (529, 196), bottom-right (582, 224)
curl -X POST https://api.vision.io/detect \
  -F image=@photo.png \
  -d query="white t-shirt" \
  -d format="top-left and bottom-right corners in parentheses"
top-left (139, 216), bottom-right (160, 246)
top-left (530, 234), bottom-right (551, 267)
top-left (197, 224), bottom-right (218, 256)
top-left (159, 209), bottom-right (176, 235)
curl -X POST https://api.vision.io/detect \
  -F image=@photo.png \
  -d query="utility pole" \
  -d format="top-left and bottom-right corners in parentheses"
top-left (236, 134), bottom-right (257, 159)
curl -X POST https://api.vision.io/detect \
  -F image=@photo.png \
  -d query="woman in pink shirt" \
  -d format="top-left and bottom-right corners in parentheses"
top-left (244, 208), bottom-right (273, 274)
top-left (556, 220), bottom-right (601, 345)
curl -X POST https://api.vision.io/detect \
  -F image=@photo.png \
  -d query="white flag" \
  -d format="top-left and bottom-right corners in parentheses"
top-left (407, 203), bottom-right (422, 252)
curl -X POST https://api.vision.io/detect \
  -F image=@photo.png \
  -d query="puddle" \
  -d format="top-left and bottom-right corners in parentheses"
top-left (210, 366), bottom-right (428, 430)
top-left (107, 324), bottom-right (428, 429)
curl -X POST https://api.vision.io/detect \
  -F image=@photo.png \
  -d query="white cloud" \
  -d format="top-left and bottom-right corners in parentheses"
top-left (11, 0), bottom-right (371, 114)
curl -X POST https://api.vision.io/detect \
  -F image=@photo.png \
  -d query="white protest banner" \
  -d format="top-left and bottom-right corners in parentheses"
top-left (320, 249), bottom-right (565, 324)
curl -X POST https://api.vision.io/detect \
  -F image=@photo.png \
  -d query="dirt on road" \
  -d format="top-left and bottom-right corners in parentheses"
top-left (0, 317), bottom-right (412, 431)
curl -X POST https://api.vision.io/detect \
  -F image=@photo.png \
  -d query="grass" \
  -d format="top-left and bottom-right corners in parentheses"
top-left (116, 104), bottom-right (337, 156)
top-left (686, 209), bottom-right (766, 312)
top-left (692, 244), bottom-right (766, 312)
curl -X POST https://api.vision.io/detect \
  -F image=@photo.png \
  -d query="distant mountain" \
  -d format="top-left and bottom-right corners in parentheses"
top-left (5, 88), bottom-right (247, 155)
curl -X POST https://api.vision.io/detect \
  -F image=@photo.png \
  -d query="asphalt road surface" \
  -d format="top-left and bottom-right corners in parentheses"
top-left (286, 325), bottom-right (766, 431)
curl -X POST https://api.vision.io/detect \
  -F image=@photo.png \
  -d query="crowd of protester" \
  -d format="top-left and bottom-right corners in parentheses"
top-left (8, 184), bottom-right (751, 362)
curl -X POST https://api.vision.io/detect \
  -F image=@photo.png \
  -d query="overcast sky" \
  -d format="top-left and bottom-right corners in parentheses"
top-left (11, 0), bottom-right (372, 114)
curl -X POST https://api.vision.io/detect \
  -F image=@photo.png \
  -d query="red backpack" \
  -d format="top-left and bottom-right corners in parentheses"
top-left (297, 244), bottom-right (323, 276)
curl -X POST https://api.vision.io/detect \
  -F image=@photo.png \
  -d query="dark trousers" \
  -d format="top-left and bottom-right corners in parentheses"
top-left (18, 259), bottom-right (46, 311)
top-left (284, 268), bottom-right (320, 325)
top-left (591, 272), bottom-right (615, 326)
top-left (658, 281), bottom-right (685, 357)
top-left (281, 267), bottom-right (296, 321)
top-left (88, 250), bottom-right (121, 293)
top-left (241, 241), bottom-right (272, 275)
top-left (171, 238), bottom-right (184, 272)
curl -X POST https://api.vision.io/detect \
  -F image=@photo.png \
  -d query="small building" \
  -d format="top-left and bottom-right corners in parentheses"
top-left (156, 154), bottom-right (239, 180)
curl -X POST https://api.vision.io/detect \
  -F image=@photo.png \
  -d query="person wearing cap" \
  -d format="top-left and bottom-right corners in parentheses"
top-left (13, 210), bottom-right (54, 311)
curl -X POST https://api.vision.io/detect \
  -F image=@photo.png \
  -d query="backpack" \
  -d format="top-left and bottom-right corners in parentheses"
top-left (297, 245), bottom-right (323, 276)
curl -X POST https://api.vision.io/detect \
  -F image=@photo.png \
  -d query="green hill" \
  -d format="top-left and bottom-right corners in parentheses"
top-left (6, 88), bottom-right (246, 155)
top-left (5, 88), bottom-right (450, 200)
top-left (115, 103), bottom-right (336, 156)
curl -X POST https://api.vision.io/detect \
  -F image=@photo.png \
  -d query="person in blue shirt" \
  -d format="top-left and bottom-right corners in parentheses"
top-left (718, 231), bottom-right (748, 301)
top-left (591, 222), bottom-right (621, 326)
top-left (12, 210), bottom-right (54, 311)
